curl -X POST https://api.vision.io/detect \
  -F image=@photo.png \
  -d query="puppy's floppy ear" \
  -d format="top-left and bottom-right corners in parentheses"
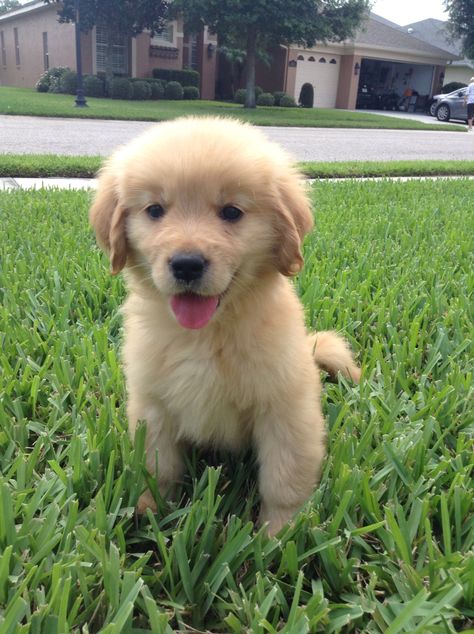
top-left (274, 173), bottom-right (314, 276)
top-left (89, 168), bottom-right (128, 275)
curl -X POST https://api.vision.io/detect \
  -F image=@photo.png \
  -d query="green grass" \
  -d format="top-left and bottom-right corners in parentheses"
top-left (2, 153), bottom-right (474, 179)
top-left (0, 86), bottom-right (465, 130)
top-left (0, 181), bottom-right (473, 632)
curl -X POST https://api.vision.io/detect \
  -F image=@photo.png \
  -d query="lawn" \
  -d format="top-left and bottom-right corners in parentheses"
top-left (0, 180), bottom-right (472, 632)
top-left (2, 154), bottom-right (474, 180)
top-left (0, 86), bottom-right (464, 131)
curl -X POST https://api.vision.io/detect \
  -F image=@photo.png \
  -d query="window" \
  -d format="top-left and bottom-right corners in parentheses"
top-left (297, 54), bottom-right (305, 60)
top-left (308, 56), bottom-right (315, 62)
top-left (329, 58), bottom-right (337, 64)
top-left (96, 23), bottom-right (128, 74)
top-left (0, 31), bottom-right (6, 66)
top-left (14, 27), bottom-right (20, 65)
top-left (189, 33), bottom-right (199, 70)
top-left (42, 32), bottom-right (49, 70)
top-left (319, 57), bottom-right (326, 63)
top-left (152, 22), bottom-right (174, 45)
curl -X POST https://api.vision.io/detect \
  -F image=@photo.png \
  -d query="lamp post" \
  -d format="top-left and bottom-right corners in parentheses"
top-left (74, 0), bottom-right (87, 107)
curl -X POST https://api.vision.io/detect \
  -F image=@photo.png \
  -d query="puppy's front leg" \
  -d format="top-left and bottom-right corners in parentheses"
top-left (128, 398), bottom-right (184, 513)
top-left (254, 401), bottom-right (326, 536)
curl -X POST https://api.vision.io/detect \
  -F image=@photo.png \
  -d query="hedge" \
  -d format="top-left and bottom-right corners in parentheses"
top-left (152, 68), bottom-right (200, 88)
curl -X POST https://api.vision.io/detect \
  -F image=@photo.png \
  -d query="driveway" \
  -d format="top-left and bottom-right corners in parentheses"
top-left (0, 114), bottom-right (472, 162)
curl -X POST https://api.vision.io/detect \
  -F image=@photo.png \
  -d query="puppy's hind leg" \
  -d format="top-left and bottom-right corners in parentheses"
top-left (128, 398), bottom-right (184, 513)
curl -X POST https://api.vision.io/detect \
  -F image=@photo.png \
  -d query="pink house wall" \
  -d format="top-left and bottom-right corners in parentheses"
top-left (1, 7), bottom-right (215, 98)
top-left (336, 54), bottom-right (361, 109)
top-left (0, 3), bottom-right (76, 87)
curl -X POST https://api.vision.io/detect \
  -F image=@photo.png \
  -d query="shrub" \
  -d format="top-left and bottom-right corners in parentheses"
top-left (273, 91), bottom-right (287, 106)
top-left (441, 81), bottom-right (467, 93)
top-left (165, 81), bottom-right (183, 100)
top-left (83, 75), bottom-right (105, 97)
top-left (131, 80), bottom-right (152, 100)
top-left (48, 68), bottom-right (71, 93)
top-left (299, 82), bottom-right (314, 108)
top-left (255, 85), bottom-right (263, 98)
top-left (152, 67), bottom-right (199, 87)
top-left (279, 94), bottom-right (297, 108)
top-left (35, 66), bottom-right (70, 93)
top-left (36, 77), bottom-right (49, 93)
top-left (60, 70), bottom-right (77, 95)
top-left (183, 85), bottom-right (200, 100)
top-left (234, 88), bottom-right (246, 104)
top-left (149, 79), bottom-right (165, 99)
top-left (257, 92), bottom-right (275, 106)
top-left (109, 77), bottom-right (133, 99)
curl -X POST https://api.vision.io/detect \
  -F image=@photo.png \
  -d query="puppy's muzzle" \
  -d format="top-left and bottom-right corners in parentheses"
top-left (169, 252), bottom-right (208, 283)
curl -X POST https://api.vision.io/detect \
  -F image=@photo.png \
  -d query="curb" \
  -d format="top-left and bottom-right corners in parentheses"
top-left (3, 175), bottom-right (474, 190)
top-left (1, 177), bottom-right (96, 190)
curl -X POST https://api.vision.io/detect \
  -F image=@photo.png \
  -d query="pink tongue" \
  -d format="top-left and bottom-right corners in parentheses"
top-left (170, 293), bottom-right (219, 329)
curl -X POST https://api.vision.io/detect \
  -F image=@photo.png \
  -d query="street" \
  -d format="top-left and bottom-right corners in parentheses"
top-left (0, 114), bottom-right (473, 162)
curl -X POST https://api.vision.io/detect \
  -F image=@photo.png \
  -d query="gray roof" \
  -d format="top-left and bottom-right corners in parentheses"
top-left (404, 18), bottom-right (461, 55)
top-left (353, 13), bottom-right (458, 60)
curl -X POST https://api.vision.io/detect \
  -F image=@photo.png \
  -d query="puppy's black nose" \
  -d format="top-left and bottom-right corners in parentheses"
top-left (169, 253), bottom-right (208, 282)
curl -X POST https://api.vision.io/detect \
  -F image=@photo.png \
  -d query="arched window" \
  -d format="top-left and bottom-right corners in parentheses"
top-left (308, 56), bottom-right (315, 62)
top-left (297, 55), bottom-right (305, 61)
top-left (329, 58), bottom-right (337, 64)
top-left (319, 57), bottom-right (326, 63)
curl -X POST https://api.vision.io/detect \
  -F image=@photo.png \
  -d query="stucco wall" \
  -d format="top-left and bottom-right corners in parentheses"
top-left (0, 4), bottom-right (76, 87)
top-left (200, 27), bottom-right (217, 100)
top-left (445, 65), bottom-right (473, 86)
top-left (336, 54), bottom-right (361, 109)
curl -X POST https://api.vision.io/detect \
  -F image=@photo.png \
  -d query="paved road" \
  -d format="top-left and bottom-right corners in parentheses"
top-left (1, 114), bottom-right (473, 162)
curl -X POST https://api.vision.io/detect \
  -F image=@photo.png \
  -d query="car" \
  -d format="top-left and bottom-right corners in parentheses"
top-left (429, 87), bottom-right (467, 116)
top-left (433, 87), bottom-right (468, 122)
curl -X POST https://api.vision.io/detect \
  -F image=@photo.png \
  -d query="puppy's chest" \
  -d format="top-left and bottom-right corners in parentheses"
top-left (157, 343), bottom-right (257, 449)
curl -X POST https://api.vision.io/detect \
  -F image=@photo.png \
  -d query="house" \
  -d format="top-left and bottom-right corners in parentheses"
top-left (0, 0), bottom-right (217, 98)
top-left (403, 18), bottom-right (474, 86)
top-left (251, 13), bottom-right (459, 109)
top-left (0, 3), bottom-right (461, 110)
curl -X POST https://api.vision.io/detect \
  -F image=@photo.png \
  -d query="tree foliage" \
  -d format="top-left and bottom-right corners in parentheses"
top-left (0, 0), bottom-right (21, 15)
top-left (444, 0), bottom-right (474, 60)
top-left (44, 0), bottom-right (170, 36)
top-left (173, 0), bottom-right (370, 107)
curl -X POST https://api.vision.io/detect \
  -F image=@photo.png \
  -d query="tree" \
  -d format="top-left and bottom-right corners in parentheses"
top-left (444, 0), bottom-right (474, 60)
top-left (0, 0), bottom-right (21, 15)
top-left (45, 0), bottom-right (170, 76)
top-left (218, 46), bottom-right (246, 98)
top-left (173, 0), bottom-right (370, 108)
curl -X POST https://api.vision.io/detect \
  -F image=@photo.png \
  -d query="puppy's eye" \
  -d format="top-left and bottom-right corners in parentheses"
top-left (146, 204), bottom-right (165, 220)
top-left (219, 205), bottom-right (243, 222)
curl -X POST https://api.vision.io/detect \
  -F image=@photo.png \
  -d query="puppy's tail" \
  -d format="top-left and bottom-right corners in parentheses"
top-left (309, 331), bottom-right (361, 383)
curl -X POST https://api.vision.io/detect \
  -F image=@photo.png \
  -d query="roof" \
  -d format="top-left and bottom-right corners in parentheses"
top-left (0, 0), bottom-right (50, 22)
top-left (353, 13), bottom-right (458, 59)
top-left (404, 18), bottom-right (473, 68)
top-left (404, 18), bottom-right (460, 55)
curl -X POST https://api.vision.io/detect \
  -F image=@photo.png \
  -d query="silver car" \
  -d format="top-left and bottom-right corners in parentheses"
top-left (433, 87), bottom-right (468, 122)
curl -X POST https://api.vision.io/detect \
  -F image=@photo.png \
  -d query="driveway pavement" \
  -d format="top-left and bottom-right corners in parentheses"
top-left (0, 114), bottom-right (473, 162)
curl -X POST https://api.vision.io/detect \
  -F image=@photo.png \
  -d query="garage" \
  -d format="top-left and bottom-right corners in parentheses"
top-left (356, 58), bottom-right (435, 111)
top-left (293, 52), bottom-right (341, 108)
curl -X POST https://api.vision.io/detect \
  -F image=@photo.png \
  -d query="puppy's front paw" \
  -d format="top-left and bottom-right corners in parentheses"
top-left (136, 489), bottom-right (157, 514)
top-left (259, 504), bottom-right (296, 537)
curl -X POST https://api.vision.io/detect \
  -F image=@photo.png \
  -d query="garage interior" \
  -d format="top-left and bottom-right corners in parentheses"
top-left (356, 58), bottom-right (435, 112)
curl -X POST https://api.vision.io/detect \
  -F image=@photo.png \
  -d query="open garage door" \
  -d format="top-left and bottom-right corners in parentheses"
top-left (294, 53), bottom-right (341, 108)
top-left (356, 58), bottom-right (435, 111)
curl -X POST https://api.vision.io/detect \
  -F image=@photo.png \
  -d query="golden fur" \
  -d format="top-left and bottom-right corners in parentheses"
top-left (90, 116), bottom-right (360, 535)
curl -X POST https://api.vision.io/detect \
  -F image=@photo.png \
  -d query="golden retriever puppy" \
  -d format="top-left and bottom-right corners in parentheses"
top-left (90, 116), bottom-right (360, 536)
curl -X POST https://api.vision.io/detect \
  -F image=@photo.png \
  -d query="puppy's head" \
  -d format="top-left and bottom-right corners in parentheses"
top-left (90, 117), bottom-right (313, 329)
